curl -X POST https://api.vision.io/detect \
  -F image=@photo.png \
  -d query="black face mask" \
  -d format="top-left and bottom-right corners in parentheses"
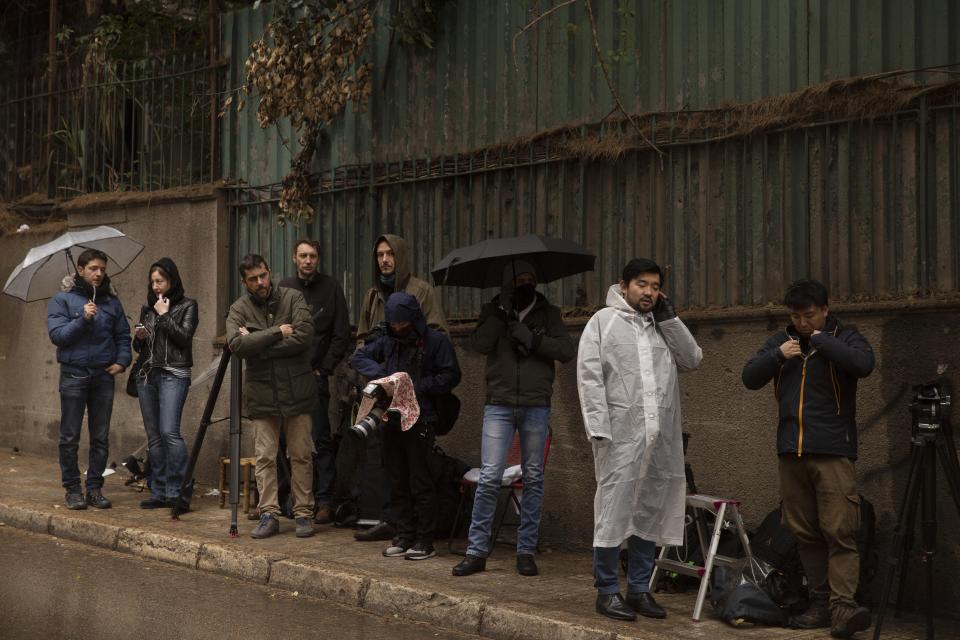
top-left (514, 284), bottom-right (536, 309)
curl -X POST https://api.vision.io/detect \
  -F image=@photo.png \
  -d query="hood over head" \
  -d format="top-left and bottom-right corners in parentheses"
top-left (147, 257), bottom-right (185, 306)
top-left (373, 234), bottom-right (411, 292)
top-left (384, 291), bottom-right (427, 337)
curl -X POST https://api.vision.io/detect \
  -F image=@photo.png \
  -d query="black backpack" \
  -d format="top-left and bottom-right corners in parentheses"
top-left (432, 392), bottom-right (461, 436)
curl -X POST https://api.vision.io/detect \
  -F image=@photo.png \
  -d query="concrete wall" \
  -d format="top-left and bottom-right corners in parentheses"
top-left (2, 193), bottom-right (958, 613)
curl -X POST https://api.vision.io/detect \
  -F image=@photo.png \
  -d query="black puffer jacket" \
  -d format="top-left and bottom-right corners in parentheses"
top-left (133, 258), bottom-right (198, 369)
top-left (741, 316), bottom-right (874, 459)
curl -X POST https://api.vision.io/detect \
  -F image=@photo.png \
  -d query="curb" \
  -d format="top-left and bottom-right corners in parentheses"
top-left (0, 502), bottom-right (633, 640)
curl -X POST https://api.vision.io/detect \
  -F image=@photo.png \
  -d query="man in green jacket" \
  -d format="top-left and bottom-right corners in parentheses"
top-left (452, 259), bottom-right (577, 578)
top-left (227, 254), bottom-right (317, 540)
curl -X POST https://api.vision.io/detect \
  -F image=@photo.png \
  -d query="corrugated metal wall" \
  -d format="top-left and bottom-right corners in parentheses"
top-left (220, 0), bottom-right (960, 185)
top-left (229, 98), bottom-right (960, 320)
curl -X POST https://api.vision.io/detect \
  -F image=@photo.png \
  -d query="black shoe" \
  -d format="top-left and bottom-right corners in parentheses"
top-left (140, 497), bottom-right (167, 509)
top-left (354, 521), bottom-right (396, 542)
top-left (596, 593), bottom-right (637, 621)
top-left (625, 592), bottom-right (666, 619)
top-left (85, 490), bottom-right (112, 509)
top-left (404, 541), bottom-right (436, 561)
top-left (517, 553), bottom-right (539, 576)
top-left (65, 492), bottom-right (87, 510)
top-left (452, 554), bottom-right (486, 576)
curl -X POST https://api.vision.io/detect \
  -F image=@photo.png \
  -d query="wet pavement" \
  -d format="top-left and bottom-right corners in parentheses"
top-left (0, 450), bottom-right (954, 640)
top-left (0, 526), bottom-right (472, 639)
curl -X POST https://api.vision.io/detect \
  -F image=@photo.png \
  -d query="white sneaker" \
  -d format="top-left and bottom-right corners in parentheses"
top-left (383, 540), bottom-right (412, 557)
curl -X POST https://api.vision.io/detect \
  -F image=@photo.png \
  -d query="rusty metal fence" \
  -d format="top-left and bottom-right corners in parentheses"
top-left (228, 95), bottom-right (960, 320)
top-left (0, 52), bottom-right (221, 201)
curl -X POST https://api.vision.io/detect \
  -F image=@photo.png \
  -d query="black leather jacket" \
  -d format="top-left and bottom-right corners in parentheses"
top-left (133, 297), bottom-right (198, 369)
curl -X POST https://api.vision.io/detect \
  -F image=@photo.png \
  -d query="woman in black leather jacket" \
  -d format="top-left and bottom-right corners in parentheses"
top-left (132, 257), bottom-right (198, 509)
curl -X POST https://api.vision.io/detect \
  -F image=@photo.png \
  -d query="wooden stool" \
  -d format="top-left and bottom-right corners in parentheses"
top-left (218, 457), bottom-right (258, 513)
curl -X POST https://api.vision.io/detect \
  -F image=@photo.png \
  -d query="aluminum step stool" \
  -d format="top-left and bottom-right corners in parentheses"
top-left (649, 494), bottom-right (754, 621)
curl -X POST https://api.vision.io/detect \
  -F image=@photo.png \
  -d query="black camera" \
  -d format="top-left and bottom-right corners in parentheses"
top-left (910, 380), bottom-right (951, 435)
top-left (348, 381), bottom-right (392, 439)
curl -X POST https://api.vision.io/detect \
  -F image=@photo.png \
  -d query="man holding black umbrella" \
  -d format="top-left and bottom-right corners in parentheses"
top-left (452, 259), bottom-right (576, 578)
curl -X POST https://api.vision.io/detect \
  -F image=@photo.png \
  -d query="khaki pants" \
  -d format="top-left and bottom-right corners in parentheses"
top-left (253, 414), bottom-right (314, 519)
top-left (778, 454), bottom-right (861, 607)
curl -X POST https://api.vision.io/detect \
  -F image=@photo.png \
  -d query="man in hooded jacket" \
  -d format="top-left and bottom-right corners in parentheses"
top-left (357, 234), bottom-right (447, 342)
top-left (353, 234), bottom-right (448, 542)
top-left (351, 293), bottom-right (461, 560)
top-left (47, 248), bottom-right (132, 510)
top-left (742, 279), bottom-right (874, 639)
top-left (577, 258), bottom-right (702, 621)
top-left (451, 259), bottom-right (576, 578)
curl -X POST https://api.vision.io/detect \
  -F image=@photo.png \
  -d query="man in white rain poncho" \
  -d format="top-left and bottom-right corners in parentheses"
top-left (577, 258), bottom-right (703, 622)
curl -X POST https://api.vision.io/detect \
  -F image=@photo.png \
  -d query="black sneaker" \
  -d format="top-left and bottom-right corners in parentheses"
top-left (140, 497), bottom-right (168, 509)
top-left (354, 521), bottom-right (396, 541)
top-left (404, 541), bottom-right (436, 561)
top-left (65, 492), bottom-right (87, 510)
top-left (85, 490), bottom-right (112, 509)
top-left (251, 514), bottom-right (280, 539)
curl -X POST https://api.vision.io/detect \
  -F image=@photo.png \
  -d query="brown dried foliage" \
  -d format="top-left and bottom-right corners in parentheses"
top-left (242, 1), bottom-right (374, 223)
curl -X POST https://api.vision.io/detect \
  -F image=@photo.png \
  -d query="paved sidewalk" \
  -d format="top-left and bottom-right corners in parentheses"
top-left (0, 451), bottom-right (948, 640)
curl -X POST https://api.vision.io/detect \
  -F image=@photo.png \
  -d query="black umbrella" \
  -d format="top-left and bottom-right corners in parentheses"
top-left (431, 235), bottom-right (595, 288)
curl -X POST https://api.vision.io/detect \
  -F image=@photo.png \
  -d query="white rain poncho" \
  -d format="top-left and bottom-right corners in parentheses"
top-left (577, 284), bottom-right (703, 548)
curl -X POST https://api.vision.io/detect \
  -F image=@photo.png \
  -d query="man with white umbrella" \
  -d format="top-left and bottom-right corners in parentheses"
top-left (576, 258), bottom-right (702, 621)
top-left (47, 248), bottom-right (132, 510)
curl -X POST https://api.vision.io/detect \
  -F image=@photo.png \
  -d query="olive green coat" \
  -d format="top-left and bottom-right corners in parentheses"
top-left (226, 286), bottom-right (317, 418)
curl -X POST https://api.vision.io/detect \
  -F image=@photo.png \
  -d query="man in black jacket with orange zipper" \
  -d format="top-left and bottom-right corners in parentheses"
top-left (742, 279), bottom-right (874, 639)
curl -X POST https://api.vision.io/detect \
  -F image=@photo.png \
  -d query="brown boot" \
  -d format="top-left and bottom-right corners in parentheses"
top-left (830, 604), bottom-right (871, 638)
top-left (314, 502), bottom-right (332, 525)
top-left (788, 591), bottom-right (831, 629)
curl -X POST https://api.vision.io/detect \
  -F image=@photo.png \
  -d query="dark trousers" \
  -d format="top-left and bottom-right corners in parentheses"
top-left (58, 367), bottom-right (115, 492)
top-left (382, 419), bottom-right (436, 544)
top-left (312, 379), bottom-right (336, 504)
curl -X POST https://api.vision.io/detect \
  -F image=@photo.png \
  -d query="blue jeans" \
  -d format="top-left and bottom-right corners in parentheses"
top-left (594, 536), bottom-right (656, 595)
top-left (137, 369), bottom-right (191, 500)
top-left (58, 367), bottom-right (115, 492)
top-left (465, 404), bottom-right (550, 557)
top-left (312, 378), bottom-right (336, 503)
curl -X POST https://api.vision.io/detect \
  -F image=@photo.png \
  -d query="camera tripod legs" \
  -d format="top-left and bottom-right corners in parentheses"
top-left (170, 347), bottom-right (246, 537)
top-left (873, 430), bottom-right (960, 640)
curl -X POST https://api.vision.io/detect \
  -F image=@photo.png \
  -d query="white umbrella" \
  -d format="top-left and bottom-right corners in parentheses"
top-left (2, 225), bottom-right (144, 302)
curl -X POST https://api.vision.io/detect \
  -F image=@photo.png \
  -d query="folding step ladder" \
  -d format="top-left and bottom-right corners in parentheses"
top-left (649, 494), bottom-right (754, 621)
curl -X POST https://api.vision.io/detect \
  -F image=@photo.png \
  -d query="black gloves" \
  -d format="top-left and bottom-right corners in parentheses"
top-left (652, 295), bottom-right (677, 323)
top-left (508, 320), bottom-right (534, 351)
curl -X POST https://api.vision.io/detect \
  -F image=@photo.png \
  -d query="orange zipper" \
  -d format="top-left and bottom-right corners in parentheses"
top-left (797, 361), bottom-right (807, 456)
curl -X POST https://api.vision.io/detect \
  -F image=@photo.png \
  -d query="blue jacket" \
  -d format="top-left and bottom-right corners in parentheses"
top-left (47, 276), bottom-right (132, 371)
top-left (351, 292), bottom-right (460, 422)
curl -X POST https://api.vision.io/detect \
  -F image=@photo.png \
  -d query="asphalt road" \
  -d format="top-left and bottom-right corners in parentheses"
top-left (0, 526), bottom-right (475, 640)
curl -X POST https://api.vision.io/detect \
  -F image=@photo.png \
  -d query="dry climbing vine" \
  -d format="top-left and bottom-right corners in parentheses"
top-left (241, 1), bottom-right (375, 223)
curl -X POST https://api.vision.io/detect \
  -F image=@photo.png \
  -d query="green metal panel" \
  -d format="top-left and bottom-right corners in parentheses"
top-left (221, 0), bottom-right (960, 186)
top-left (227, 99), bottom-right (960, 322)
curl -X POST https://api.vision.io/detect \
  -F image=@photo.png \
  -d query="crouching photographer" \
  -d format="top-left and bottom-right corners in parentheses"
top-left (350, 292), bottom-right (461, 560)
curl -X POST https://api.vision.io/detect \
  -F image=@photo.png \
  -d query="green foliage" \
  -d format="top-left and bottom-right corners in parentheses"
top-left (388, 0), bottom-right (454, 50)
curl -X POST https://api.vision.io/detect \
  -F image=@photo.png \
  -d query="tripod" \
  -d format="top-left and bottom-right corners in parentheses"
top-left (171, 346), bottom-right (246, 537)
top-left (873, 383), bottom-right (960, 640)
